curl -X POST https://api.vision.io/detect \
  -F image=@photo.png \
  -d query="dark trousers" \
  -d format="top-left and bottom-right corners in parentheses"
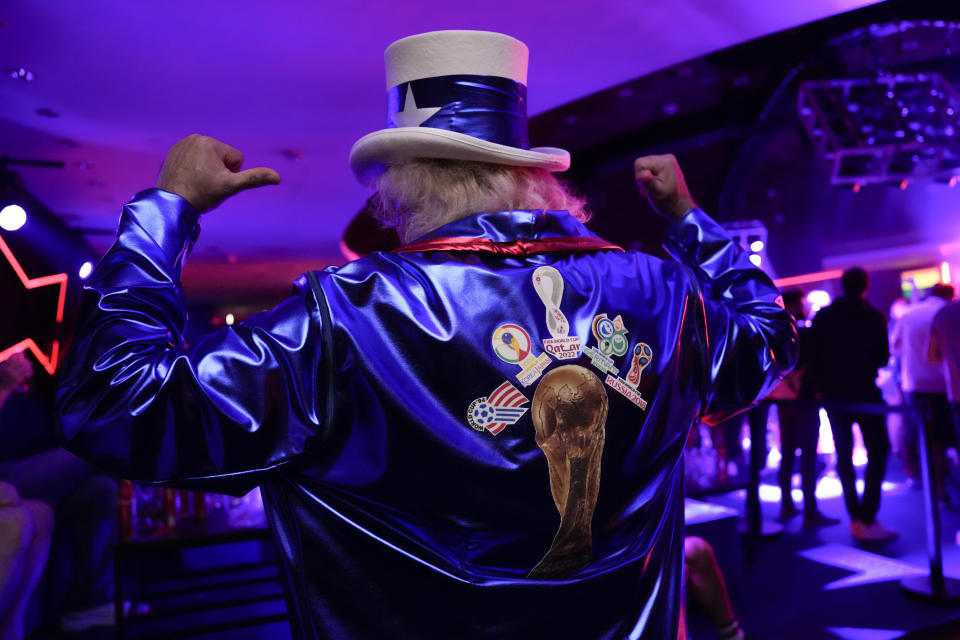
top-left (778, 403), bottom-right (820, 514)
top-left (826, 410), bottom-right (889, 525)
top-left (906, 392), bottom-right (954, 499)
top-left (906, 392), bottom-right (956, 445)
top-left (747, 404), bottom-right (770, 463)
top-left (953, 403), bottom-right (960, 448)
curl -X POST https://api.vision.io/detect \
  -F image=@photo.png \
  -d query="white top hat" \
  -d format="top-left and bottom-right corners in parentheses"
top-left (349, 30), bottom-right (571, 186)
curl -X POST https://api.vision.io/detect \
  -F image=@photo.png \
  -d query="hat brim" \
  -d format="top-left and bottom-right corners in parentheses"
top-left (349, 127), bottom-right (570, 186)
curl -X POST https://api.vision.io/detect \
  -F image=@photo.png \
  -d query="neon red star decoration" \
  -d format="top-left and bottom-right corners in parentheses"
top-left (0, 234), bottom-right (68, 375)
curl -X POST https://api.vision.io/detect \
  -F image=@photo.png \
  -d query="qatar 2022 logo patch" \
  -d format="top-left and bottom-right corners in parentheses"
top-left (532, 266), bottom-right (581, 360)
top-left (466, 380), bottom-right (530, 435)
top-left (491, 323), bottom-right (552, 386)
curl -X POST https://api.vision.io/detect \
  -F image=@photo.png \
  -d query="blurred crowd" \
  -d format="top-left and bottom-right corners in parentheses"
top-left (688, 267), bottom-right (960, 545)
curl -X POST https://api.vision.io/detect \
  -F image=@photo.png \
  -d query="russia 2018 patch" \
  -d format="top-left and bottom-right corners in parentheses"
top-left (467, 381), bottom-right (530, 435)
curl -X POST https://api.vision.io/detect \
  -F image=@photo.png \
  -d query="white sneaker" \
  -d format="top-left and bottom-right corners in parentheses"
top-left (854, 520), bottom-right (898, 542)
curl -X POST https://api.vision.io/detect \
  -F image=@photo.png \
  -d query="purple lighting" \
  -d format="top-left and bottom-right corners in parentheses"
top-left (0, 204), bottom-right (27, 231)
top-left (78, 261), bottom-right (94, 280)
top-left (7, 67), bottom-right (34, 81)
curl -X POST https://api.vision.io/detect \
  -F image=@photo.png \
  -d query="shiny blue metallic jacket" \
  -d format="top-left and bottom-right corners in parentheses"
top-left (58, 189), bottom-right (796, 639)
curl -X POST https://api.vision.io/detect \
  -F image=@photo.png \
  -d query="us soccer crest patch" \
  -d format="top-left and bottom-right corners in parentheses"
top-left (466, 380), bottom-right (530, 435)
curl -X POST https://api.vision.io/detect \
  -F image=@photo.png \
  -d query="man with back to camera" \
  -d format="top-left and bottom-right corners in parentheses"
top-left (770, 290), bottom-right (838, 528)
top-left (811, 267), bottom-right (895, 541)
top-left (56, 31), bottom-right (796, 639)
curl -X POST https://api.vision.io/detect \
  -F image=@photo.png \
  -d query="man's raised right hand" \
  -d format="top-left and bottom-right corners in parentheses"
top-left (156, 135), bottom-right (281, 213)
top-left (634, 154), bottom-right (697, 221)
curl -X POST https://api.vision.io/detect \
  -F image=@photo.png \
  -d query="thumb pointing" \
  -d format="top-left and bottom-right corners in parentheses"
top-left (231, 167), bottom-right (282, 193)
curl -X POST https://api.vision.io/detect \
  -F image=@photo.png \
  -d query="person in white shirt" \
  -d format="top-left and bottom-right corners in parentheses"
top-left (892, 284), bottom-right (955, 506)
top-left (930, 292), bottom-right (960, 450)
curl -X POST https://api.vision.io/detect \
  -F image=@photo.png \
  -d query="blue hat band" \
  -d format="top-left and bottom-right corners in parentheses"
top-left (387, 74), bottom-right (530, 150)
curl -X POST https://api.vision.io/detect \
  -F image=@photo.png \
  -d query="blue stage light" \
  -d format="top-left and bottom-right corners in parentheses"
top-left (78, 261), bottom-right (94, 279)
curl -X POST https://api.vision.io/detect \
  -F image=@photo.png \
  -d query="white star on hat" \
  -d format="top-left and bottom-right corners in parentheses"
top-left (391, 84), bottom-right (441, 128)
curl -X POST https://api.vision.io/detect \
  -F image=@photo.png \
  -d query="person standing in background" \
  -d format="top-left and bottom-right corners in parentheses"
top-left (770, 290), bottom-right (838, 527)
top-left (0, 351), bottom-right (118, 632)
top-left (0, 353), bottom-right (53, 640)
top-left (892, 284), bottom-right (955, 507)
top-left (929, 291), bottom-right (960, 454)
top-left (811, 267), bottom-right (895, 542)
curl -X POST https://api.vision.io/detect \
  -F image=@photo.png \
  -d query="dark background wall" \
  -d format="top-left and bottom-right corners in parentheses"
top-left (530, 0), bottom-right (960, 317)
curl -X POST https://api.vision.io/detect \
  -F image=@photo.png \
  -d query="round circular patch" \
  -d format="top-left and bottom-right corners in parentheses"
top-left (492, 324), bottom-right (531, 364)
top-left (466, 398), bottom-right (490, 432)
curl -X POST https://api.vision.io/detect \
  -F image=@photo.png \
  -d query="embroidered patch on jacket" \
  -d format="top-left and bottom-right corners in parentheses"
top-left (604, 374), bottom-right (648, 410)
top-left (491, 323), bottom-right (552, 386)
top-left (582, 313), bottom-right (627, 375)
top-left (624, 343), bottom-right (653, 389)
top-left (591, 313), bottom-right (629, 356)
top-left (466, 380), bottom-right (530, 435)
top-left (532, 266), bottom-right (581, 360)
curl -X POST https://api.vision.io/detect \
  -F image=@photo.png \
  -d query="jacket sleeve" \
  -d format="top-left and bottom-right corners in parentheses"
top-left (56, 189), bottom-right (326, 495)
top-left (663, 208), bottom-right (798, 425)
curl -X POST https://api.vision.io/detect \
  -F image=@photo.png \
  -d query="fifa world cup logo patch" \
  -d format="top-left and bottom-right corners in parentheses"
top-left (625, 343), bottom-right (653, 389)
top-left (591, 314), bottom-right (629, 357)
top-left (582, 313), bottom-right (627, 376)
top-left (466, 380), bottom-right (530, 435)
top-left (492, 323), bottom-right (552, 387)
top-left (532, 266), bottom-right (581, 360)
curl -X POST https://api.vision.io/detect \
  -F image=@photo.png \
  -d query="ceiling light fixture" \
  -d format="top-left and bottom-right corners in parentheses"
top-left (7, 67), bottom-right (34, 81)
top-left (0, 204), bottom-right (26, 231)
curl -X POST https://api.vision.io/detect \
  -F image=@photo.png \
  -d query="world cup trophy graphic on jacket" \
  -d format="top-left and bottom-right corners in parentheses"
top-left (528, 364), bottom-right (608, 578)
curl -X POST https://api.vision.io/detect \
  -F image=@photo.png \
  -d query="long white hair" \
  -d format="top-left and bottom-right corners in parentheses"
top-left (373, 159), bottom-right (590, 244)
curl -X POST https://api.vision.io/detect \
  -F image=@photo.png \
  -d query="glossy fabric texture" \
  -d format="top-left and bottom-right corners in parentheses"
top-left (58, 191), bottom-right (797, 639)
top-left (387, 75), bottom-right (529, 148)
